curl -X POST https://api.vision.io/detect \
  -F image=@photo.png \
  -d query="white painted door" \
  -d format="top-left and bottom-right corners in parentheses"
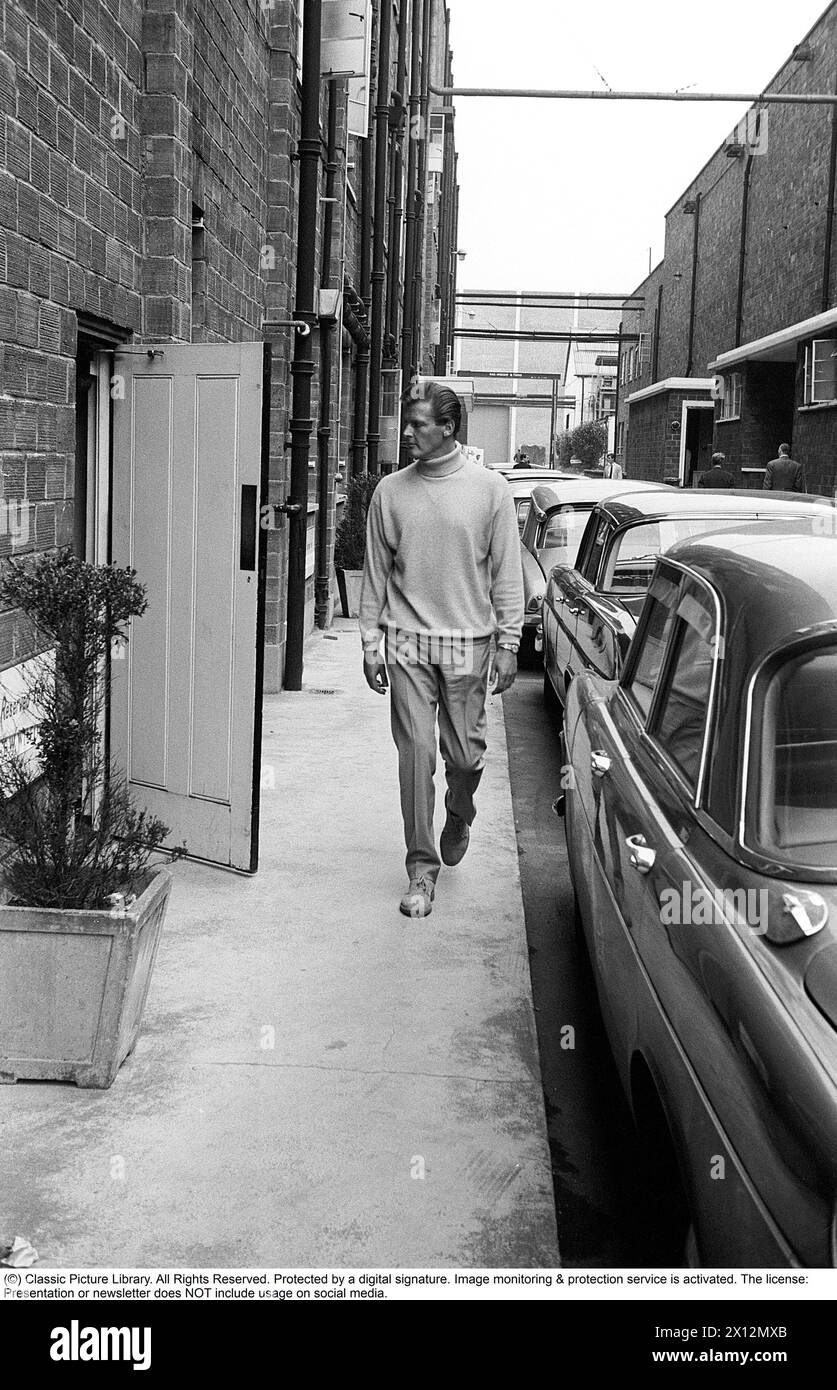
top-left (110, 343), bottom-right (268, 872)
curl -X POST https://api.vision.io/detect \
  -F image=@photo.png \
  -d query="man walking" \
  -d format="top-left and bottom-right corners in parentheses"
top-left (359, 383), bottom-right (524, 919)
top-left (764, 443), bottom-right (807, 492)
top-left (697, 452), bottom-right (736, 488)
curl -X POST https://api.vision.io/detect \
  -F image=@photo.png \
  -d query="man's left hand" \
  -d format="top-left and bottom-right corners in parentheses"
top-left (491, 647), bottom-right (517, 694)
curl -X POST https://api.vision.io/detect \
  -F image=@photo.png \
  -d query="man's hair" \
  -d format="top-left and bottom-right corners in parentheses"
top-left (778, 442), bottom-right (790, 455)
top-left (711, 452), bottom-right (726, 466)
top-left (403, 380), bottom-right (462, 435)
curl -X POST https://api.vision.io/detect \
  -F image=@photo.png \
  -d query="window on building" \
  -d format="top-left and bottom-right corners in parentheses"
top-left (803, 339), bottom-right (837, 405)
top-left (719, 371), bottom-right (742, 420)
top-left (639, 331), bottom-right (653, 374)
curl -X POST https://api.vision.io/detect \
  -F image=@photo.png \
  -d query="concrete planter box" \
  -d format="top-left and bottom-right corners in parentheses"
top-left (336, 567), bottom-right (363, 618)
top-left (0, 868), bottom-right (172, 1089)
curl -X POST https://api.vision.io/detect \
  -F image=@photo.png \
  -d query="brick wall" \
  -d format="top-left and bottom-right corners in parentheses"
top-left (0, 0), bottom-right (146, 669)
top-left (620, 4), bottom-right (837, 493)
top-left (2, 0), bottom-right (457, 693)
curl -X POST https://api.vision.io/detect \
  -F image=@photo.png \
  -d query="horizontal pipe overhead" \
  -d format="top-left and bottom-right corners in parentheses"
top-left (431, 83), bottom-right (837, 105)
top-left (454, 329), bottom-right (638, 342)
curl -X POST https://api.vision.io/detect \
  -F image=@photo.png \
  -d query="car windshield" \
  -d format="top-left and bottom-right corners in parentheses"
top-left (601, 518), bottom-right (747, 593)
top-left (538, 506), bottom-right (593, 564)
top-left (753, 645), bottom-right (837, 869)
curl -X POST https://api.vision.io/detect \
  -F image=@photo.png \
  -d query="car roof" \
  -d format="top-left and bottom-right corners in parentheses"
top-left (528, 479), bottom-right (664, 518)
top-left (497, 467), bottom-right (579, 481)
top-left (595, 487), bottom-right (837, 527)
top-left (666, 523), bottom-right (837, 654)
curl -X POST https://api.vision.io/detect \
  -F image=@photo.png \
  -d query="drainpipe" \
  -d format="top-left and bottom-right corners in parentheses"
top-left (315, 80), bottom-right (340, 630)
top-left (612, 319), bottom-right (623, 459)
top-left (652, 284), bottom-right (662, 379)
top-left (351, 128), bottom-right (373, 475)
top-left (822, 68), bottom-right (837, 311)
top-left (285, 0), bottom-right (322, 692)
top-left (400, 0), bottom-right (424, 445)
top-left (386, 1), bottom-right (410, 352)
top-left (412, 0), bottom-right (433, 375)
top-left (366, 0), bottom-right (393, 474)
top-left (435, 39), bottom-right (455, 375)
top-left (735, 154), bottom-right (753, 345)
top-left (685, 191), bottom-right (701, 377)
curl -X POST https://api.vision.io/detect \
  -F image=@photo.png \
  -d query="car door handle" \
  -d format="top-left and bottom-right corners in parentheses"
top-left (591, 750), bottom-right (611, 777)
top-left (626, 834), bottom-right (656, 874)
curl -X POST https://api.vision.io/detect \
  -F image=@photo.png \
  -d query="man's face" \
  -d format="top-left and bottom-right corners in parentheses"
top-left (403, 399), bottom-right (452, 460)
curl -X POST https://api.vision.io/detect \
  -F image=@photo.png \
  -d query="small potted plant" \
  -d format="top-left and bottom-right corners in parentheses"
top-left (0, 549), bottom-right (178, 1089)
top-left (334, 472), bottom-right (381, 618)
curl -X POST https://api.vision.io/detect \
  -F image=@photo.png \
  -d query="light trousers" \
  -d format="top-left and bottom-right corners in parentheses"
top-left (385, 631), bottom-right (492, 883)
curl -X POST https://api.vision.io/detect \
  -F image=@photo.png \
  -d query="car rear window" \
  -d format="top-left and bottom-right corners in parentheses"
top-left (516, 499), bottom-right (532, 534)
top-left (754, 646), bottom-right (837, 868)
top-left (624, 587), bottom-right (677, 721)
top-left (601, 519), bottom-right (735, 593)
top-left (539, 506), bottom-right (593, 563)
top-left (653, 617), bottom-right (714, 789)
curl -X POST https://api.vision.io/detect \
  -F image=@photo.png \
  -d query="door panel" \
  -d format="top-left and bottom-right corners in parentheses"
top-left (110, 343), bottom-right (267, 871)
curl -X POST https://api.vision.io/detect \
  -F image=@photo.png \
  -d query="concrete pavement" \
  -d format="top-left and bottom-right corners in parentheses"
top-left (0, 621), bottom-right (559, 1268)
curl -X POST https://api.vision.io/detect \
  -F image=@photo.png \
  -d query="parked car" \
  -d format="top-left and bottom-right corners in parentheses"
top-left (519, 480), bottom-right (663, 664)
top-left (542, 488), bottom-right (836, 710)
top-left (506, 470), bottom-right (580, 536)
top-left (558, 524), bottom-right (837, 1266)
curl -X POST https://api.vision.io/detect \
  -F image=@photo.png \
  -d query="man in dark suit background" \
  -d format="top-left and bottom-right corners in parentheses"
top-left (697, 452), bottom-right (736, 488)
top-left (764, 443), bottom-right (807, 492)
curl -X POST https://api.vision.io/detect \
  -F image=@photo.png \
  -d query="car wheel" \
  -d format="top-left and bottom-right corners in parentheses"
top-left (543, 664), bottom-right (561, 718)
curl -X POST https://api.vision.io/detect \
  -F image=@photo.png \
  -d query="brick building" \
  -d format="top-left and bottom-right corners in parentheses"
top-left (0, 0), bottom-right (458, 870)
top-left (1, 0), bottom-right (458, 692)
top-left (616, 2), bottom-right (837, 495)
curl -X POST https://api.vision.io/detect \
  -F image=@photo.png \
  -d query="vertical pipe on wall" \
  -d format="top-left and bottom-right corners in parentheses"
top-left (315, 80), bottom-right (340, 629)
top-left (366, 0), bottom-right (393, 474)
top-left (285, 0), bottom-right (322, 691)
top-left (735, 154), bottom-right (753, 346)
top-left (822, 71), bottom-right (837, 312)
top-left (351, 126), bottom-right (374, 476)
top-left (685, 191), bottom-right (701, 377)
top-left (412, 0), bottom-right (432, 375)
top-left (652, 283), bottom-right (662, 380)
top-left (386, 0), bottom-right (410, 352)
top-left (401, 0), bottom-right (423, 397)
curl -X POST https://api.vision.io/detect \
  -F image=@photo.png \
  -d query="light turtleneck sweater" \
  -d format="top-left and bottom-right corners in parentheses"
top-left (358, 447), bottom-right (524, 651)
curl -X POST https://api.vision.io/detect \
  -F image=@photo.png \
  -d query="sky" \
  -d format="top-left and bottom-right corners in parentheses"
top-left (447, 0), bottom-right (833, 294)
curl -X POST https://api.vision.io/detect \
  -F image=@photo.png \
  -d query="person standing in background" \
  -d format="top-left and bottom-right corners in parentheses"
top-left (697, 452), bottom-right (736, 488)
top-left (764, 443), bottom-right (807, 492)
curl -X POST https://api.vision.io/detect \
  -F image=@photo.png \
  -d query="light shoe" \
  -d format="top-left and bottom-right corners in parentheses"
top-left (440, 793), bottom-right (470, 866)
top-left (399, 876), bottom-right (435, 918)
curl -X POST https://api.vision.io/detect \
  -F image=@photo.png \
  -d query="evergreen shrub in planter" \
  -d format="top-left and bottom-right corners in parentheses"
top-left (0, 550), bottom-right (178, 1088)
top-left (334, 472), bottom-right (381, 618)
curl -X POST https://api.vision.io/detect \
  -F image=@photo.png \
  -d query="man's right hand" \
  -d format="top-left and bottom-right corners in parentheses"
top-left (363, 653), bottom-right (389, 695)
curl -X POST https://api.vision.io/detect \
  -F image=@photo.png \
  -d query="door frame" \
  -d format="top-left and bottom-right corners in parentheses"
top-left (678, 400), bottom-right (715, 486)
top-left (247, 343), bottom-right (272, 874)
